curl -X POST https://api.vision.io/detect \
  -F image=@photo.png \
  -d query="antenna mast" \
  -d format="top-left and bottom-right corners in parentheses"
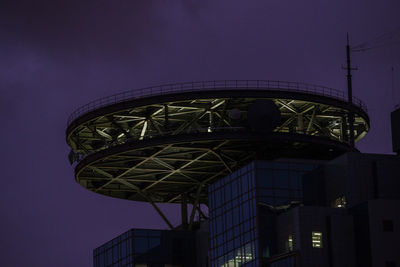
top-left (344, 33), bottom-right (357, 147)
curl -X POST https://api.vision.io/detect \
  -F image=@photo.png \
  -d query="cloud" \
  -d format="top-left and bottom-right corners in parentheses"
top-left (0, 1), bottom-right (166, 61)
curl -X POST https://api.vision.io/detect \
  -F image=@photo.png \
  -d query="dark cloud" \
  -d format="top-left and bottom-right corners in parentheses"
top-left (1, 1), bottom-right (165, 61)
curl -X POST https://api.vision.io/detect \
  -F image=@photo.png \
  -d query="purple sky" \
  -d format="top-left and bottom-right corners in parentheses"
top-left (1, 1), bottom-right (399, 266)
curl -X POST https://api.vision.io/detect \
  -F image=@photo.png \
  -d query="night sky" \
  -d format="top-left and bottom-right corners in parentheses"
top-left (1, 1), bottom-right (399, 266)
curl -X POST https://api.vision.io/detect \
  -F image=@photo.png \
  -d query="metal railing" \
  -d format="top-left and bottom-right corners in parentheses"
top-left (67, 80), bottom-right (368, 126)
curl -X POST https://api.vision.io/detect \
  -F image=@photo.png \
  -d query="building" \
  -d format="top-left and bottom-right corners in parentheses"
top-left (93, 228), bottom-right (202, 267)
top-left (65, 80), bottom-right (399, 267)
top-left (208, 152), bottom-right (400, 267)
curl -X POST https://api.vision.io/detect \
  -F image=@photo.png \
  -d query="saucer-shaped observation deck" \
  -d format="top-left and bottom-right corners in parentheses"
top-left (66, 80), bottom-right (369, 205)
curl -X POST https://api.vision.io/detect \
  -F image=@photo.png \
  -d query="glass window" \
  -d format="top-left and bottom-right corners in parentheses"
top-left (217, 246), bottom-right (223, 257)
top-left (243, 220), bottom-right (251, 232)
top-left (262, 246), bottom-right (270, 258)
top-left (234, 237), bottom-right (241, 248)
top-left (241, 192), bottom-right (249, 202)
top-left (243, 231), bottom-right (251, 243)
top-left (227, 229), bottom-right (233, 240)
top-left (225, 184), bottom-right (232, 201)
top-left (217, 235), bottom-right (223, 246)
top-left (248, 171), bottom-right (254, 188)
top-left (216, 191), bottom-right (222, 207)
top-left (113, 245), bottom-right (118, 262)
top-left (233, 225), bottom-right (240, 237)
top-left (233, 210), bottom-right (239, 226)
top-left (106, 249), bottom-right (112, 265)
top-left (235, 247), bottom-right (243, 265)
top-left (216, 179), bottom-right (221, 189)
top-left (134, 229), bottom-right (148, 236)
top-left (216, 216), bottom-right (223, 234)
top-left (148, 237), bottom-right (160, 250)
top-left (226, 211), bottom-right (233, 229)
top-left (127, 238), bottom-right (132, 253)
top-left (122, 240), bottom-right (127, 257)
top-left (227, 251), bottom-right (235, 267)
top-left (312, 231), bottom-right (323, 248)
top-left (227, 240), bottom-right (234, 252)
top-left (249, 202), bottom-right (255, 217)
top-left (241, 175), bottom-right (249, 193)
top-left (232, 197), bottom-right (239, 208)
top-left (286, 234), bottom-right (293, 252)
top-left (244, 242), bottom-right (253, 262)
top-left (101, 255), bottom-right (106, 267)
top-left (134, 237), bottom-right (148, 254)
top-left (332, 195), bottom-right (347, 208)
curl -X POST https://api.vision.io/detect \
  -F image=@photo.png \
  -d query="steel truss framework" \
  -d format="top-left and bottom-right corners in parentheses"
top-left (67, 94), bottom-right (369, 156)
top-left (76, 133), bottom-right (352, 203)
top-left (66, 88), bottom-right (369, 227)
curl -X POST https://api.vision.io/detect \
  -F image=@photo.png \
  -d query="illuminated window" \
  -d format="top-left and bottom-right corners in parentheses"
top-left (312, 232), bottom-right (322, 248)
top-left (333, 196), bottom-right (347, 208)
top-left (285, 234), bottom-right (293, 252)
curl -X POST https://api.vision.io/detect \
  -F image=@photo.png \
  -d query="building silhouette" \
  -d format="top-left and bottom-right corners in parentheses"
top-left (66, 80), bottom-right (400, 267)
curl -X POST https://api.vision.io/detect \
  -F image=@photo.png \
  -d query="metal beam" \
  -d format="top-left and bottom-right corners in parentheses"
top-left (139, 120), bottom-right (148, 140)
top-left (94, 144), bottom-right (172, 192)
top-left (172, 110), bottom-right (207, 135)
top-left (306, 106), bottom-right (317, 134)
top-left (210, 150), bottom-right (233, 173)
top-left (188, 184), bottom-right (203, 230)
top-left (277, 100), bottom-right (298, 114)
top-left (142, 141), bottom-right (228, 191)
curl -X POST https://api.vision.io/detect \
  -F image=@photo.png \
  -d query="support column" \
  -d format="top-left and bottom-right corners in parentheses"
top-left (181, 193), bottom-right (188, 229)
top-left (164, 104), bottom-right (169, 130)
top-left (297, 114), bottom-right (304, 134)
top-left (341, 114), bottom-right (349, 142)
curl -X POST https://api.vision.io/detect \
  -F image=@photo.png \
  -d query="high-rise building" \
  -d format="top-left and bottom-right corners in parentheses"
top-left (66, 81), bottom-right (399, 267)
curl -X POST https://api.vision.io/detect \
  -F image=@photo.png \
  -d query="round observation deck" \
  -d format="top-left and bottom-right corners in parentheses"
top-left (66, 80), bottom-right (369, 204)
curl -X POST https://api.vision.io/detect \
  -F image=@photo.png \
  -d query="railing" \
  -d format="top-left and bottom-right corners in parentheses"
top-left (67, 80), bottom-right (368, 126)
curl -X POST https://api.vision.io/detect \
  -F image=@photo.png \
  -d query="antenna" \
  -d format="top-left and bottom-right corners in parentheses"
top-left (342, 33), bottom-right (358, 147)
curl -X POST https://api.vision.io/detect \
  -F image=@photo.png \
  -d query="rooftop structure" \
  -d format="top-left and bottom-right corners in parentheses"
top-left (65, 80), bottom-right (400, 267)
top-left (66, 80), bottom-right (369, 215)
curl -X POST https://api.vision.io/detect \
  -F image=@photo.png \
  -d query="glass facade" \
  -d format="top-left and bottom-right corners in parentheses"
top-left (94, 229), bottom-right (196, 267)
top-left (94, 230), bottom-right (133, 267)
top-left (209, 160), bottom-right (317, 267)
top-left (255, 161), bottom-right (316, 207)
top-left (209, 163), bottom-right (258, 267)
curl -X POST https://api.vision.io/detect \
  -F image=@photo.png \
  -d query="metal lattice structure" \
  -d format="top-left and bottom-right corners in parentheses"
top-left (66, 80), bottom-right (369, 217)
